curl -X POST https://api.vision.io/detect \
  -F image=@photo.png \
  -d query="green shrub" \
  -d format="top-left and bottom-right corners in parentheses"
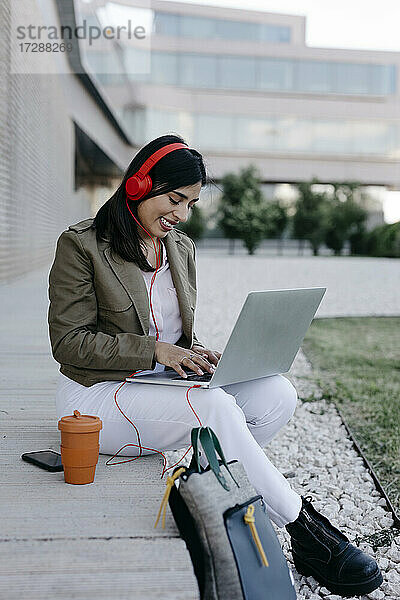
top-left (218, 165), bottom-right (280, 255)
top-left (365, 221), bottom-right (400, 258)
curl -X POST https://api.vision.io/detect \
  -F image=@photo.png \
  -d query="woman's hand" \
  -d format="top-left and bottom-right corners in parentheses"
top-left (191, 345), bottom-right (222, 367)
top-left (155, 341), bottom-right (215, 379)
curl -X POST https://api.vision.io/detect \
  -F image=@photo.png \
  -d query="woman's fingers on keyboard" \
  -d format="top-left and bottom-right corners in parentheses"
top-left (191, 355), bottom-right (215, 373)
top-left (185, 358), bottom-right (204, 375)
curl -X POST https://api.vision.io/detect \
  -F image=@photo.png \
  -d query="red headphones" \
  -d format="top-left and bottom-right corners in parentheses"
top-left (125, 142), bottom-right (190, 202)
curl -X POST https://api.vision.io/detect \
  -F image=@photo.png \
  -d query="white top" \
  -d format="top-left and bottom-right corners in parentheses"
top-left (134, 240), bottom-right (184, 376)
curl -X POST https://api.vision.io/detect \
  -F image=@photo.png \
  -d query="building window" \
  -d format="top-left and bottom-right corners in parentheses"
top-left (235, 116), bottom-right (278, 151)
top-left (180, 54), bottom-right (217, 88)
top-left (152, 52), bottom-right (178, 85)
top-left (275, 117), bottom-right (313, 153)
top-left (153, 12), bottom-right (179, 36)
top-left (259, 58), bottom-right (294, 91)
top-left (332, 62), bottom-right (371, 95)
top-left (125, 48), bottom-right (396, 96)
top-left (145, 109), bottom-right (194, 143)
top-left (84, 50), bottom-right (125, 84)
top-left (123, 107), bottom-right (400, 158)
top-left (124, 48), bottom-right (152, 82)
top-left (296, 60), bottom-right (332, 93)
top-left (153, 11), bottom-right (291, 44)
top-left (216, 19), bottom-right (258, 41)
top-left (219, 56), bottom-right (256, 89)
top-left (180, 15), bottom-right (216, 39)
top-left (369, 64), bottom-right (396, 95)
top-left (260, 24), bottom-right (291, 43)
top-left (195, 114), bottom-right (235, 147)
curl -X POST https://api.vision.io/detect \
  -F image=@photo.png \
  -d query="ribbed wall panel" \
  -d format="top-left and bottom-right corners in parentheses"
top-left (0, 0), bottom-right (92, 283)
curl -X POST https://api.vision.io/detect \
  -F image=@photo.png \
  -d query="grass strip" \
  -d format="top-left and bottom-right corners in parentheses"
top-left (302, 317), bottom-right (400, 513)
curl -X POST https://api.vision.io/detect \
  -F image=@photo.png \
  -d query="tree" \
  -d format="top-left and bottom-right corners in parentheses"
top-left (223, 200), bottom-right (269, 255)
top-left (264, 200), bottom-right (288, 238)
top-left (324, 183), bottom-right (368, 255)
top-left (365, 221), bottom-right (400, 258)
top-left (349, 222), bottom-right (367, 255)
top-left (177, 204), bottom-right (205, 241)
top-left (292, 179), bottom-right (329, 256)
top-left (218, 165), bottom-right (267, 255)
top-left (264, 200), bottom-right (288, 254)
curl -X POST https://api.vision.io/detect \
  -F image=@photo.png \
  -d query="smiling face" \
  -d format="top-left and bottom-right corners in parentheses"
top-left (136, 181), bottom-right (202, 240)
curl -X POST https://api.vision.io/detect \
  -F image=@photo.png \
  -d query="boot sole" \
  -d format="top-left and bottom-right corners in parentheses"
top-left (293, 556), bottom-right (384, 597)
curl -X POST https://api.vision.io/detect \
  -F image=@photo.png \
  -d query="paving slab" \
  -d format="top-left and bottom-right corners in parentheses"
top-left (0, 265), bottom-right (199, 599)
top-left (0, 539), bottom-right (198, 600)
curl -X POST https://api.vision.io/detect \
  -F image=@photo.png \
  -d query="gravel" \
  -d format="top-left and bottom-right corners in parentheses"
top-left (270, 388), bottom-right (399, 599)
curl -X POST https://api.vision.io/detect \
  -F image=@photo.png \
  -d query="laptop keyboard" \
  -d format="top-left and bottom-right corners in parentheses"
top-left (172, 371), bottom-right (213, 382)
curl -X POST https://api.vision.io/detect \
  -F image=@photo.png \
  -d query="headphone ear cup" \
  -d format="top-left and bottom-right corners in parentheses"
top-left (125, 175), bottom-right (153, 201)
top-left (141, 175), bottom-right (152, 198)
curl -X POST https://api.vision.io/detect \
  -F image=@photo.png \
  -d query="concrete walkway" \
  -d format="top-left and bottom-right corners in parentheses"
top-left (195, 253), bottom-right (400, 329)
top-left (0, 266), bottom-right (199, 600)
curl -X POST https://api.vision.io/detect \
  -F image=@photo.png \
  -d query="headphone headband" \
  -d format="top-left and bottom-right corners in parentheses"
top-left (126, 142), bottom-right (191, 202)
top-left (135, 143), bottom-right (190, 180)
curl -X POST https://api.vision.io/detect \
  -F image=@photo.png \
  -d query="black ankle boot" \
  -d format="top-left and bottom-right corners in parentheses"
top-left (285, 496), bottom-right (383, 597)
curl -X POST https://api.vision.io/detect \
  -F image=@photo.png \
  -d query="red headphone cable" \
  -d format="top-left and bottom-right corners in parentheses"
top-left (105, 197), bottom-right (203, 478)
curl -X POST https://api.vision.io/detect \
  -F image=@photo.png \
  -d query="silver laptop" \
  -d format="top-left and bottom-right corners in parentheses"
top-left (126, 287), bottom-right (326, 389)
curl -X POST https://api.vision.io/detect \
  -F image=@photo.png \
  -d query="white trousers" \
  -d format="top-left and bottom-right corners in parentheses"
top-left (55, 372), bottom-right (302, 528)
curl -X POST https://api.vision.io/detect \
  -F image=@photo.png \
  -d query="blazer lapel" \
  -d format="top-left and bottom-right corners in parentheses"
top-left (103, 233), bottom-right (192, 341)
top-left (103, 246), bottom-right (150, 334)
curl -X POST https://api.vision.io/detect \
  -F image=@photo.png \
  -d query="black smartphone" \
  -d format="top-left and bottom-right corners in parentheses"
top-left (21, 449), bottom-right (63, 472)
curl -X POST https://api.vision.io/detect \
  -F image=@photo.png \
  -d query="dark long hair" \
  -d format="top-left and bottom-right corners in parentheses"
top-left (93, 134), bottom-right (208, 272)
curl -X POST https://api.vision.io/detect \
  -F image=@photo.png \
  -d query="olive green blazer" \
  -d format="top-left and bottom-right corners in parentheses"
top-left (48, 218), bottom-right (205, 387)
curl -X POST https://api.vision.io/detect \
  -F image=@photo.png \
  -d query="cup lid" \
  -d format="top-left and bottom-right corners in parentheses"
top-left (58, 409), bottom-right (102, 433)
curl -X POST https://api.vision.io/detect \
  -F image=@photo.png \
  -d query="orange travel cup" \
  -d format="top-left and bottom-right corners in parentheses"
top-left (58, 410), bottom-right (102, 484)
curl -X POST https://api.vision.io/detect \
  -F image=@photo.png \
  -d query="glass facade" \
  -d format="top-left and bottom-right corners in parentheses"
top-left (125, 50), bottom-right (396, 96)
top-left (259, 59), bottom-right (294, 91)
top-left (153, 12), bottom-right (291, 44)
top-left (123, 107), bottom-right (400, 158)
top-left (219, 56), bottom-right (256, 89)
top-left (181, 53), bottom-right (217, 88)
top-left (85, 51), bottom-right (126, 85)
